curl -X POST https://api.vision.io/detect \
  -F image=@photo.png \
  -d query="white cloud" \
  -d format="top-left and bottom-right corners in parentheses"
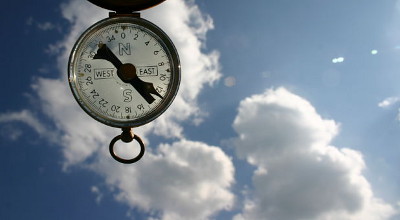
top-left (378, 97), bottom-right (400, 121)
top-left (232, 87), bottom-right (397, 220)
top-left (0, 109), bottom-right (49, 138)
top-left (378, 97), bottom-right (400, 108)
top-left (91, 139), bottom-right (234, 220)
top-left (332, 57), bottom-right (345, 63)
top-left (1, 0), bottom-right (232, 218)
top-left (26, 16), bottom-right (61, 32)
top-left (32, 77), bottom-right (114, 166)
top-left (90, 185), bottom-right (103, 204)
top-left (233, 87), bottom-right (338, 166)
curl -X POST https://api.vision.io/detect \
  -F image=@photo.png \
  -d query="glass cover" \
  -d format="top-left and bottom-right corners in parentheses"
top-left (68, 17), bottom-right (180, 128)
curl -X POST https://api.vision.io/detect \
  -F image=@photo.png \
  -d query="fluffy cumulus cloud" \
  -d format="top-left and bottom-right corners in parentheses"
top-left (1, 0), bottom-right (233, 219)
top-left (91, 139), bottom-right (234, 220)
top-left (232, 87), bottom-right (397, 220)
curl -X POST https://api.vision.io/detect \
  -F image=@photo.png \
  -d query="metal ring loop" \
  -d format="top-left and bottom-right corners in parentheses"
top-left (109, 134), bottom-right (145, 164)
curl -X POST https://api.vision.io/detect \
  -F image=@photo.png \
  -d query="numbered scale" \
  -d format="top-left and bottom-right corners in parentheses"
top-left (68, 0), bottom-right (180, 163)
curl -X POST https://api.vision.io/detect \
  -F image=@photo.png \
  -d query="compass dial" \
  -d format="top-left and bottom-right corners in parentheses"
top-left (68, 17), bottom-right (180, 128)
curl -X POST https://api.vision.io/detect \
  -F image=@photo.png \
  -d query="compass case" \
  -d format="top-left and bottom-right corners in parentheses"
top-left (87, 0), bottom-right (165, 12)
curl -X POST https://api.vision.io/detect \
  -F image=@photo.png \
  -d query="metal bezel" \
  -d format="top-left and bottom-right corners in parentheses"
top-left (68, 16), bottom-right (180, 128)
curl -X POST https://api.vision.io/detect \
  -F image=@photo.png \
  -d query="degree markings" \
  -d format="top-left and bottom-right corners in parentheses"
top-left (75, 23), bottom-right (173, 122)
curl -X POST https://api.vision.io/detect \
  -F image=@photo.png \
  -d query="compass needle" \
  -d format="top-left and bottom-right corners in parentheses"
top-left (93, 44), bottom-right (122, 68)
top-left (94, 44), bottom-right (163, 104)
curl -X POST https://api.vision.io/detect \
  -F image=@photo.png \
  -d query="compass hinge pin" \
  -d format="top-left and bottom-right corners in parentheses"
top-left (109, 12), bottom-right (140, 18)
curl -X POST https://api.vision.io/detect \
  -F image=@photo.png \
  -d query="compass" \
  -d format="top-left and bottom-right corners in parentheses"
top-left (68, 0), bottom-right (180, 163)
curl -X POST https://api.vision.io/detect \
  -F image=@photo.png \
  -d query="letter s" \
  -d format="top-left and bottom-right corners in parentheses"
top-left (123, 89), bottom-right (132, 102)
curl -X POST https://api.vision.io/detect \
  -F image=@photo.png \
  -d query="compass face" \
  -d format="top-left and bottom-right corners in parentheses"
top-left (68, 17), bottom-right (180, 128)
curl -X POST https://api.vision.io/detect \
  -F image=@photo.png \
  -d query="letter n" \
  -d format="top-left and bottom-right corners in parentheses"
top-left (119, 43), bottom-right (131, 56)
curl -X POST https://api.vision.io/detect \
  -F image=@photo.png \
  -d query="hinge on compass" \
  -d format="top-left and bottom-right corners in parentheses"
top-left (109, 12), bottom-right (140, 18)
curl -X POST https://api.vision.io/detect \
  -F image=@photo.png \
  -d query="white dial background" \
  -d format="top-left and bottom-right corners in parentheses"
top-left (69, 18), bottom-right (179, 127)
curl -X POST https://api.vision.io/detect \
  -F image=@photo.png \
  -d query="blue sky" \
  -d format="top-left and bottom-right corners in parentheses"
top-left (1, 0), bottom-right (400, 219)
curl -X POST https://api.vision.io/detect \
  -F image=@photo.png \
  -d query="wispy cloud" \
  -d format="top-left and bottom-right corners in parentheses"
top-left (0, 110), bottom-right (49, 138)
top-left (26, 16), bottom-right (62, 32)
top-left (90, 186), bottom-right (103, 204)
top-left (378, 97), bottom-right (400, 108)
